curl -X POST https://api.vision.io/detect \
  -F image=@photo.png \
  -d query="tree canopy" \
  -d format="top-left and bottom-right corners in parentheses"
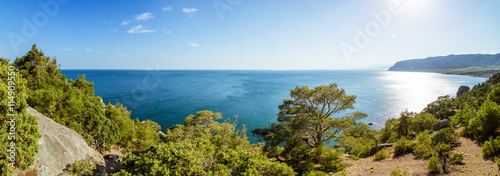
top-left (252, 83), bottom-right (364, 174)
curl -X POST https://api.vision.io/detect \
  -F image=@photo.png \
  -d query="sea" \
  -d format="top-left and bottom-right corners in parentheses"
top-left (61, 70), bottom-right (487, 144)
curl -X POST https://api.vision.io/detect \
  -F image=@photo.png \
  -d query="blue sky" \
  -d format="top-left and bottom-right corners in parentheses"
top-left (1, 0), bottom-right (499, 69)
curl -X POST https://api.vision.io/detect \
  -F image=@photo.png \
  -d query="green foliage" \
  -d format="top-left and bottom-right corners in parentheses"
top-left (316, 146), bottom-right (345, 172)
top-left (393, 137), bottom-right (415, 156)
top-left (337, 123), bottom-right (375, 158)
top-left (253, 84), bottom-right (364, 174)
top-left (341, 137), bottom-right (373, 158)
top-left (431, 127), bottom-right (459, 146)
top-left (305, 170), bottom-right (326, 176)
top-left (427, 156), bottom-right (442, 173)
top-left (487, 86), bottom-right (500, 105)
top-left (120, 111), bottom-right (295, 176)
top-left (389, 166), bottom-right (409, 176)
top-left (481, 136), bottom-right (500, 157)
top-left (378, 118), bottom-right (399, 143)
top-left (12, 44), bottom-right (121, 152)
top-left (423, 95), bottom-right (456, 119)
top-left (413, 130), bottom-right (434, 158)
top-left (184, 110), bottom-right (222, 126)
top-left (0, 62), bottom-right (42, 175)
top-left (66, 160), bottom-right (96, 176)
top-left (396, 110), bottom-right (414, 137)
top-left (410, 113), bottom-right (439, 133)
top-left (373, 149), bottom-right (390, 161)
top-left (105, 103), bottom-right (160, 152)
top-left (449, 153), bottom-right (464, 164)
top-left (467, 100), bottom-right (500, 140)
top-left (253, 83), bottom-right (366, 149)
top-left (434, 142), bottom-right (451, 157)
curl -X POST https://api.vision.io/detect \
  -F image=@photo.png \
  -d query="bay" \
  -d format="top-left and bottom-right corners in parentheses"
top-left (61, 70), bottom-right (487, 143)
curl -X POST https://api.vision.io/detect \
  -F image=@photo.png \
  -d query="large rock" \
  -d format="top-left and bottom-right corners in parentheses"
top-left (433, 119), bottom-right (450, 131)
top-left (14, 107), bottom-right (105, 176)
top-left (457, 85), bottom-right (470, 97)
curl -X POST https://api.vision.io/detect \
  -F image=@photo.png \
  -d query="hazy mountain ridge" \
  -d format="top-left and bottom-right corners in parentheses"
top-left (388, 53), bottom-right (500, 77)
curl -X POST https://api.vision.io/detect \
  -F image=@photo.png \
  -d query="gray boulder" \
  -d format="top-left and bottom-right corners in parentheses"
top-left (14, 107), bottom-right (105, 176)
top-left (433, 119), bottom-right (450, 131)
top-left (457, 85), bottom-right (470, 97)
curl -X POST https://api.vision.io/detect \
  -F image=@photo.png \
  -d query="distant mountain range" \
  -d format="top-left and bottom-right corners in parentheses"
top-left (388, 53), bottom-right (500, 77)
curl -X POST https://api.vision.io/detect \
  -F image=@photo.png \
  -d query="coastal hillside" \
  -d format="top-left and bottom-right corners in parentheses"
top-left (388, 54), bottom-right (500, 77)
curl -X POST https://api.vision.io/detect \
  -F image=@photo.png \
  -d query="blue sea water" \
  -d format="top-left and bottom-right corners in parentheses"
top-left (61, 70), bottom-right (487, 143)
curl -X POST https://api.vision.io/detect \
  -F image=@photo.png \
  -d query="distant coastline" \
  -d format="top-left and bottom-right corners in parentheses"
top-left (388, 53), bottom-right (500, 78)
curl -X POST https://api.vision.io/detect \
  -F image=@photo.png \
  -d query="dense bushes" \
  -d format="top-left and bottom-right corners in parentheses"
top-left (413, 131), bottom-right (433, 158)
top-left (393, 137), bottom-right (415, 156)
top-left (315, 146), bottom-right (345, 173)
top-left (105, 103), bottom-right (161, 152)
top-left (373, 149), bottom-right (390, 161)
top-left (427, 156), bottom-right (442, 173)
top-left (423, 95), bottom-right (456, 120)
top-left (66, 159), bottom-right (96, 175)
top-left (466, 100), bottom-right (500, 140)
top-left (431, 127), bottom-right (459, 146)
top-left (0, 61), bottom-right (42, 175)
top-left (410, 113), bottom-right (439, 133)
top-left (13, 45), bottom-right (121, 152)
top-left (118, 111), bottom-right (295, 175)
top-left (449, 153), bottom-right (464, 164)
top-left (481, 136), bottom-right (500, 157)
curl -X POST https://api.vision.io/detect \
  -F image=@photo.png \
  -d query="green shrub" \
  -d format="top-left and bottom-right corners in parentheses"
top-left (413, 130), bottom-right (434, 158)
top-left (305, 170), bottom-right (326, 176)
top-left (396, 110), bottom-right (415, 137)
top-left (449, 153), bottom-right (464, 164)
top-left (434, 142), bottom-right (451, 157)
top-left (423, 95), bottom-right (456, 120)
top-left (427, 156), bottom-right (442, 173)
top-left (467, 100), bottom-right (500, 140)
top-left (431, 127), bottom-right (459, 146)
top-left (317, 147), bottom-right (345, 172)
top-left (410, 113), bottom-right (439, 133)
top-left (393, 137), bottom-right (415, 156)
top-left (389, 166), bottom-right (410, 176)
top-left (0, 62), bottom-right (42, 175)
top-left (373, 149), bottom-right (390, 161)
top-left (120, 111), bottom-right (296, 175)
top-left (378, 118), bottom-right (399, 143)
top-left (340, 136), bottom-right (373, 158)
top-left (481, 136), bottom-right (500, 157)
top-left (66, 160), bottom-right (96, 176)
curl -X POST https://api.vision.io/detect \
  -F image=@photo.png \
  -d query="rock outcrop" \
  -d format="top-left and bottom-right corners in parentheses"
top-left (14, 107), bottom-right (105, 176)
top-left (457, 85), bottom-right (470, 97)
top-left (433, 119), bottom-right (450, 131)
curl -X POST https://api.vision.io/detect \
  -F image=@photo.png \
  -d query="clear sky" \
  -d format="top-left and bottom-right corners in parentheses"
top-left (1, 0), bottom-right (499, 70)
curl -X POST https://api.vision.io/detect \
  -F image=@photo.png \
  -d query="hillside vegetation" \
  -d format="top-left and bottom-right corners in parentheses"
top-left (388, 53), bottom-right (500, 77)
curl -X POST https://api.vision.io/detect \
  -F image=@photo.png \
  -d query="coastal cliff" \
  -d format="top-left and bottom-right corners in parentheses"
top-left (388, 53), bottom-right (500, 77)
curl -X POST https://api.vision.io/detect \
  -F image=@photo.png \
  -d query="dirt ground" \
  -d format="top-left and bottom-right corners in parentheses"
top-left (339, 136), bottom-right (500, 176)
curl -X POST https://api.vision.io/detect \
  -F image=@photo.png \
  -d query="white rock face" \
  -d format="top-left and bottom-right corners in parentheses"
top-left (14, 107), bottom-right (105, 176)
